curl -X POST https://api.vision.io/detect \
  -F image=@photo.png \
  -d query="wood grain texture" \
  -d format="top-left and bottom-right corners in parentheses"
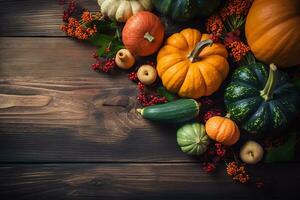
top-left (0, 0), bottom-right (202, 37)
top-left (0, 37), bottom-right (99, 77)
top-left (0, 0), bottom-right (98, 36)
top-left (1, 0), bottom-right (300, 199)
top-left (0, 75), bottom-right (196, 162)
top-left (1, 163), bottom-right (300, 200)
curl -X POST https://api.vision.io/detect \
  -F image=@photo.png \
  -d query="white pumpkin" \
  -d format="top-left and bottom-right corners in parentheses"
top-left (97, 0), bottom-right (152, 22)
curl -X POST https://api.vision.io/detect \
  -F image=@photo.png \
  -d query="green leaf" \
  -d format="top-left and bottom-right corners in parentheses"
top-left (89, 33), bottom-right (114, 46)
top-left (265, 132), bottom-right (297, 163)
top-left (238, 52), bottom-right (256, 67)
top-left (86, 20), bottom-right (117, 33)
top-left (157, 87), bottom-right (177, 101)
top-left (97, 46), bottom-right (107, 57)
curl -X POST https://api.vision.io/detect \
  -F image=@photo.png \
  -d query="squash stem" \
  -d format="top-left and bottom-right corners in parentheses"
top-left (260, 63), bottom-right (278, 101)
top-left (225, 113), bottom-right (231, 118)
top-left (188, 39), bottom-right (213, 63)
top-left (136, 108), bottom-right (143, 115)
top-left (144, 32), bottom-right (155, 42)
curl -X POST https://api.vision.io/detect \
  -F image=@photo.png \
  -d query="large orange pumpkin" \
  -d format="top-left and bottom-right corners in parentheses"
top-left (157, 28), bottom-right (229, 98)
top-left (122, 11), bottom-right (164, 56)
top-left (245, 0), bottom-right (300, 68)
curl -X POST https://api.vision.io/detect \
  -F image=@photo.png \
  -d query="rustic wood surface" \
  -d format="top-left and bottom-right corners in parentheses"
top-left (0, 0), bottom-right (299, 199)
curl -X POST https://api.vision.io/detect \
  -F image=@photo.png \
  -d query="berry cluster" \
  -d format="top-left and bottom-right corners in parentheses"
top-left (62, 0), bottom-right (77, 22)
top-left (206, 15), bottom-right (224, 42)
top-left (198, 97), bottom-right (224, 123)
top-left (137, 82), bottom-right (167, 107)
top-left (219, 0), bottom-right (254, 20)
top-left (61, 18), bottom-right (97, 40)
top-left (128, 72), bottom-right (138, 82)
top-left (226, 161), bottom-right (250, 183)
top-left (91, 53), bottom-right (115, 73)
top-left (202, 143), bottom-right (228, 173)
top-left (203, 109), bottom-right (223, 123)
top-left (225, 40), bottom-right (251, 62)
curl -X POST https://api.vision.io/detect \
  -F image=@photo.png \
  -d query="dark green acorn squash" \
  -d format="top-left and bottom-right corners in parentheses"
top-left (152, 0), bottom-right (221, 22)
top-left (224, 63), bottom-right (300, 134)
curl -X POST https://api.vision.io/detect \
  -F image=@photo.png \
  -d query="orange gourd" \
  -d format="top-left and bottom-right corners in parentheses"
top-left (122, 11), bottom-right (164, 56)
top-left (245, 0), bottom-right (300, 68)
top-left (157, 28), bottom-right (229, 98)
top-left (205, 116), bottom-right (240, 146)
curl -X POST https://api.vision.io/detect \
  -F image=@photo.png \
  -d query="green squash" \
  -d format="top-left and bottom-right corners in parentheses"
top-left (224, 63), bottom-right (300, 134)
top-left (152, 0), bottom-right (221, 22)
top-left (177, 123), bottom-right (210, 155)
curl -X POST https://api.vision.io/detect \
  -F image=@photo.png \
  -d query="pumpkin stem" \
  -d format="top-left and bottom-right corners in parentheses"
top-left (188, 39), bottom-right (213, 63)
top-left (144, 32), bottom-right (155, 42)
top-left (260, 63), bottom-right (278, 101)
top-left (225, 113), bottom-right (231, 118)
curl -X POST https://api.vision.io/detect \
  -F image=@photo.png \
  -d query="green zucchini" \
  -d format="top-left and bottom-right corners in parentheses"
top-left (137, 99), bottom-right (200, 123)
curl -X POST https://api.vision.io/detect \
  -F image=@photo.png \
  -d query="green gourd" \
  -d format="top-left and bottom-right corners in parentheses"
top-left (152, 0), bottom-right (221, 22)
top-left (137, 99), bottom-right (200, 123)
top-left (224, 63), bottom-right (300, 134)
top-left (177, 123), bottom-right (210, 155)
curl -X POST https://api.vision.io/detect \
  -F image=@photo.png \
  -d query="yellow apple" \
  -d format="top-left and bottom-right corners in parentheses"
top-left (137, 65), bottom-right (157, 85)
top-left (240, 140), bottom-right (264, 164)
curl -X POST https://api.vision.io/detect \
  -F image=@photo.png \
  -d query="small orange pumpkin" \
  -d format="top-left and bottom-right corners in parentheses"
top-left (205, 116), bottom-right (240, 146)
top-left (245, 0), bottom-right (300, 67)
top-left (157, 28), bottom-right (229, 98)
top-left (122, 11), bottom-right (165, 56)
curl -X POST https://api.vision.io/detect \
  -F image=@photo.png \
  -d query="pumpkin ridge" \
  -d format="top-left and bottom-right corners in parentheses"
top-left (200, 56), bottom-right (227, 81)
top-left (192, 123), bottom-right (201, 143)
top-left (228, 97), bottom-right (263, 124)
top-left (162, 60), bottom-right (189, 92)
top-left (271, 100), bottom-right (289, 120)
top-left (252, 20), bottom-right (297, 63)
top-left (214, 117), bottom-right (225, 142)
top-left (181, 28), bottom-right (201, 51)
top-left (233, 76), bottom-right (261, 90)
top-left (225, 83), bottom-right (260, 102)
top-left (178, 67), bottom-right (195, 97)
top-left (167, 33), bottom-right (189, 51)
top-left (243, 102), bottom-right (269, 133)
top-left (223, 119), bottom-right (235, 145)
top-left (250, 63), bottom-right (268, 89)
top-left (157, 53), bottom-right (185, 77)
top-left (187, 144), bottom-right (198, 154)
top-left (268, 101), bottom-right (288, 129)
top-left (246, 0), bottom-right (300, 43)
top-left (273, 22), bottom-right (300, 64)
top-left (192, 63), bottom-right (207, 97)
top-left (178, 138), bottom-right (196, 146)
top-left (197, 62), bottom-right (222, 96)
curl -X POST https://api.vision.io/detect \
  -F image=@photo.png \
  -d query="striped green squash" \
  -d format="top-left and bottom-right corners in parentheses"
top-left (224, 63), bottom-right (300, 134)
top-left (152, 0), bottom-right (221, 22)
top-left (177, 123), bottom-right (210, 155)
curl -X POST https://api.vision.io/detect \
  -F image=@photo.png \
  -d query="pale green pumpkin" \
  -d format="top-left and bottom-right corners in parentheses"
top-left (177, 123), bottom-right (210, 155)
top-left (98, 0), bottom-right (152, 22)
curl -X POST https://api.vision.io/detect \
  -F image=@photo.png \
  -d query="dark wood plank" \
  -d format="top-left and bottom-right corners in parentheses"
top-left (1, 163), bottom-right (299, 199)
top-left (0, 37), bottom-right (194, 162)
top-left (0, 37), bottom-right (100, 77)
top-left (0, 0), bottom-right (98, 36)
top-left (0, 76), bottom-right (190, 162)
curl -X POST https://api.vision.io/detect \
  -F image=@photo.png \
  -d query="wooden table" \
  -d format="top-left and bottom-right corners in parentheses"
top-left (0, 0), bottom-right (299, 199)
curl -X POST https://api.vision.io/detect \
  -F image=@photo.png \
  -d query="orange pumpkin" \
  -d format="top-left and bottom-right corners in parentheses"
top-left (122, 11), bottom-right (165, 56)
top-left (157, 28), bottom-right (229, 98)
top-left (205, 116), bottom-right (240, 146)
top-left (245, 0), bottom-right (300, 67)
